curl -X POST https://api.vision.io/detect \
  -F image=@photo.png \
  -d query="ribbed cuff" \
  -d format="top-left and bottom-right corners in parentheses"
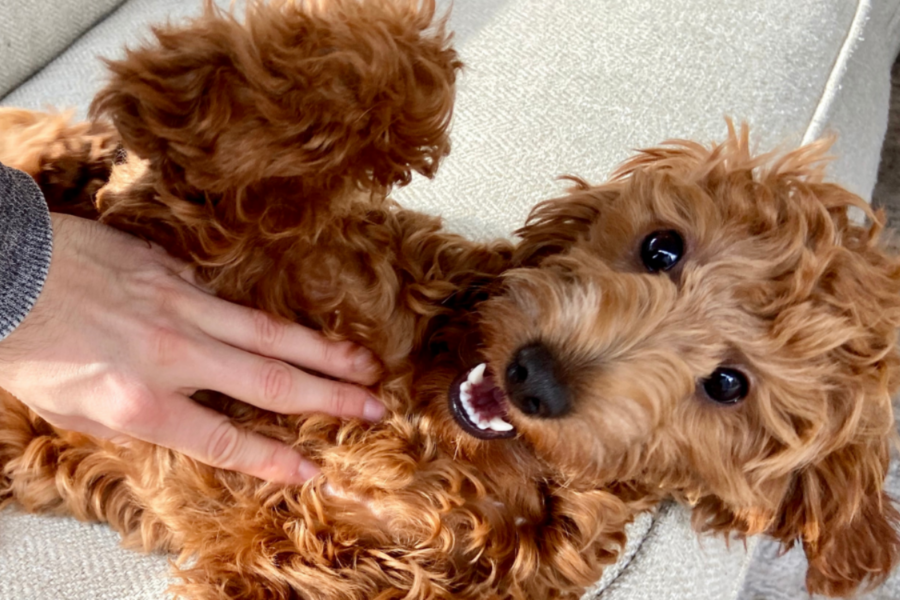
top-left (0, 164), bottom-right (53, 341)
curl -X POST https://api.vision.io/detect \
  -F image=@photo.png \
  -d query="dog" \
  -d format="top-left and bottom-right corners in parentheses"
top-left (0, 1), bottom-right (899, 598)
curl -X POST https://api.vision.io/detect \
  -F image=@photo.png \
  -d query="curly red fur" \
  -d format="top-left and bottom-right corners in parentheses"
top-left (1, 1), bottom-right (899, 598)
top-left (0, 109), bottom-right (118, 218)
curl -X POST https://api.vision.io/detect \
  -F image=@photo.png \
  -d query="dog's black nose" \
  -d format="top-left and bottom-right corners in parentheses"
top-left (505, 342), bottom-right (571, 418)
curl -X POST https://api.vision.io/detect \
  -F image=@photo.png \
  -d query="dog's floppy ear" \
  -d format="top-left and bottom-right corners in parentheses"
top-left (698, 445), bottom-right (900, 597)
top-left (90, 0), bottom-right (460, 197)
top-left (767, 441), bottom-right (900, 596)
top-left (693, 378), bottom-right (900, 597)
top-left (514, 177), bottom-right (612, 266)
top-left (768, 179), bottom-right (900, 596)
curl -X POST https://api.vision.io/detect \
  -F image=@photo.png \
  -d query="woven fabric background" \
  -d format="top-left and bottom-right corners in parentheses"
top-left (0, 0), bottom-right (125, 97)
top-left (393, 0), bottom-right (900, 240)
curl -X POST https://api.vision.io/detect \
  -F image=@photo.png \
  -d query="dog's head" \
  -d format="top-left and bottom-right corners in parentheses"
top-left (440, 124), bottom-right (900, 595)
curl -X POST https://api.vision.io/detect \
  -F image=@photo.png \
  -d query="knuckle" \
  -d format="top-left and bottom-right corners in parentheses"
top-left (107, 389), bottom-right (156, 431)
top-left (153, 281), bottom-right (182, 311)
top-left (318, 334), bottom-right (338, 365)
top-left (259, 360), bottom-right (293, 409)
top-left (318, 336), bottom-right (363, 377)
top-left (328, 383), bottom-right (364, 417)
top-left (253, 311), bottom-right (286, 355)
top-left (145, 325), bottom-right (188, 367)
top-left (325, 340), bottom-right (358, 372)
top-left (206, 421), bottom-right (243, 469)
top-left (134, 274), bottom-right (183, 314)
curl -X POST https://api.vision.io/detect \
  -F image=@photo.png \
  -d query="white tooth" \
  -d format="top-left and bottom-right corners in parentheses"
top-left (489, 417), bottom-right (514, 432)
top-left (469, 363), bottom-right (486, 385)
top-left (477, 419), bottom-right (491, 430)
top-left (460, 389), bottom-right (471, 403)
top-left (461, 381), bottom-right (473, 394)
top-left (462, 397), bottom-right (479, 422)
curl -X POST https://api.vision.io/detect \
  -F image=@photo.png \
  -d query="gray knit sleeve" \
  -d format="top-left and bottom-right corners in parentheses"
top-left (0, 163), bottom-right (53, 341)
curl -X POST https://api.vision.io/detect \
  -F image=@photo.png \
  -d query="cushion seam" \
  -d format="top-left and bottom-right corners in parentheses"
top-left (801, 0), bottom-right (871, 145)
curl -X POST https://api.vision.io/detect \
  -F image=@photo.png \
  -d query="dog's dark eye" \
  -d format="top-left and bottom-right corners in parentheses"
top-left (640, 230), bottom-right (684, 273)
top-left (702, 368), bottom-right (749, 404)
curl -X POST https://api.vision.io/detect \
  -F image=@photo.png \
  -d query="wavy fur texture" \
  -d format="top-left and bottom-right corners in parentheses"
top-left (1, 1), bottom-right (899, 598)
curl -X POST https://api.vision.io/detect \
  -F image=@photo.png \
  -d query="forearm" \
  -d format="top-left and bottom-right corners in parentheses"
top-left (0, 163), bottom-right (52, 340)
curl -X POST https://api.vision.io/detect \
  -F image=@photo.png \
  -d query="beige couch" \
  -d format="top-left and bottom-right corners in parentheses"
top-left (2, 1), bottom-right (899, 598)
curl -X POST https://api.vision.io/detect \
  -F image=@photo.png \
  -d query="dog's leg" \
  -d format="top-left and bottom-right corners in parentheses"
top-left (0, 108), bottom-right (119, 219)
top-left (0, 390), bottom-right (177, 552)
top-left (90, 0), bottom-right (461, 206)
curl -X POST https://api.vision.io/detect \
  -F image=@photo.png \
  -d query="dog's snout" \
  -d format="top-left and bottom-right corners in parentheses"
top-left (505, 342), bottom-right (571, 418)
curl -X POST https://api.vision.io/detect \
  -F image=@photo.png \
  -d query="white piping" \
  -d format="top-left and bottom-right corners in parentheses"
top-left (802, 0), bottom-right (872, 145)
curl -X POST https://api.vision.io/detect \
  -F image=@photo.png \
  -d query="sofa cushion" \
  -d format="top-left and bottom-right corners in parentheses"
top-left (0, 0), bottom-right (125, 98)
top-left (393, 0), bottom-right (900, 240)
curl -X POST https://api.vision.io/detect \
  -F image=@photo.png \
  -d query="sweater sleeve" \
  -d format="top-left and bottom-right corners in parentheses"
top-left (0, 163), bottom-right (53, 341)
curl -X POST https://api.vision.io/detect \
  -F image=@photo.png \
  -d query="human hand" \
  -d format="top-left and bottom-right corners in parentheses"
top-left (0, 213), bottom-right (383, 484)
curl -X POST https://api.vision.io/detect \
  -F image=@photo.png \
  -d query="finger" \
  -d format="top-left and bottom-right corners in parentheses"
top-left (179, 291), bottom-right (380, 385)
top-left (123, 393), bottom-right (320, 484)
top-left (187, 340), bottom-right (385, 421)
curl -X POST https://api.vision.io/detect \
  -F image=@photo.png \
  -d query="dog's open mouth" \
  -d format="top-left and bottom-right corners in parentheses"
top-left (448, 363), bottom-right (516, 440)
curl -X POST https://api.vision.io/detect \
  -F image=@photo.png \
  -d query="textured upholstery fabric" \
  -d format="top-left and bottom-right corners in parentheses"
top-left (591, 503), bottom-right (755, 600)
top-left (0, 510), bottom-right (171, 599)
top-left (0, 0), bottom-right (125, 97)
top-left (393, 0), bottom-right (900, 239)
top-left (0, 0), bottom-right (898, 598)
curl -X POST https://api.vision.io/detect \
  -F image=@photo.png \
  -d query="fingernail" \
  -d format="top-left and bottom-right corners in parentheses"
top-left (362, 396), bottom-right (386, 421)
top-left (297, 459), bottom-right (321, 482)
top-left (355, 347), bottom-right (378, 370)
